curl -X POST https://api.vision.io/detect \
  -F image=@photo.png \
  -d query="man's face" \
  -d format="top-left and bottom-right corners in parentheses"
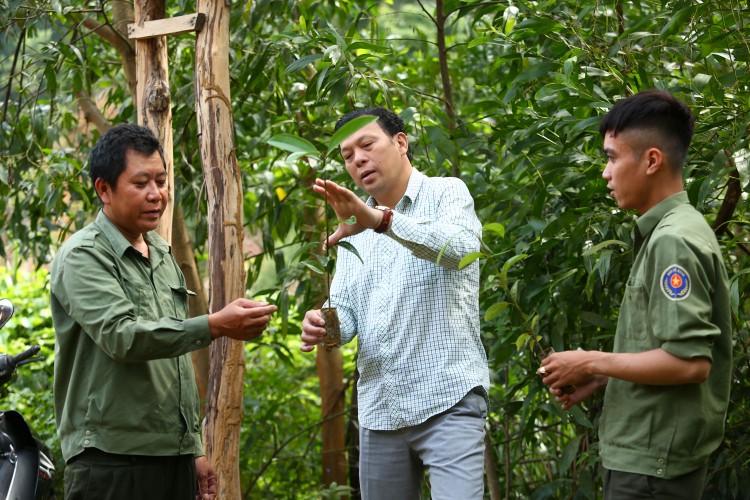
top-left (339, 121), bottom-right (408, 200)
top-left (602, 131), bottom-right (650, 214)
top-left (96, 149), bottom-right (168, 243)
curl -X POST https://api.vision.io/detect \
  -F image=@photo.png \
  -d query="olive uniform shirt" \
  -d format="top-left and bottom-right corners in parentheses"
top-left (599, 192), bottom-right (732, 479)
top-left (50, 211), bottom-right (212, 462)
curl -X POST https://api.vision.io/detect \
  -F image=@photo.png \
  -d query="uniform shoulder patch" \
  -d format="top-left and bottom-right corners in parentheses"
top-left (660, 264), bottom-right (690, 301)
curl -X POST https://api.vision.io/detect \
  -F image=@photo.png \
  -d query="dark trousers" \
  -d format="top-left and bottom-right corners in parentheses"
top-left (64, 448), bottom-right (196, 500)
top-left (604, 463), bottom-right (708, 500)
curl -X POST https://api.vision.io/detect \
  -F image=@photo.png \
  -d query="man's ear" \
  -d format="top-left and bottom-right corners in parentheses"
top-left (644, 147), bottom-right (666, 176)
top-left (395, 131), bottom-right (409, 156)
top-left (95, 178), bottom-right (111, 204)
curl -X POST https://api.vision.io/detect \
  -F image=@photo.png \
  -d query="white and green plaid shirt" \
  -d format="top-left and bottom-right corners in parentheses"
top-left (329, 169), bottom-right (490, 430)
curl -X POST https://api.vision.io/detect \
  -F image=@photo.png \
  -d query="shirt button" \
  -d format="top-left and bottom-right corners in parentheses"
top-left (658, 458), bottom-right (664, 464)
top-left (84, 439), bottom-right (90, 445)
top-left (656, 469), bottom-right (663, 475)
top-left (195, 340), bottom-right (202, 345)
top-left (85, 431), bottom-right (91, 436)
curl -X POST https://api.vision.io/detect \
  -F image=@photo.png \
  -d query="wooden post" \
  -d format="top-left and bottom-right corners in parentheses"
top-left (317, 348), bottom-right (348, 488)
top-left (303, 194), bottom-right (348, 488)
top-left (133, 0), bottom-right (174, 244)
top-left (194, 1), bottom-right (245, 498)
top-left (128, 0), bottom-right (213, 473)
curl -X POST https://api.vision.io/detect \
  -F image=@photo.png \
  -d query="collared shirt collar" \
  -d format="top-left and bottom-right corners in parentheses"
top-left (365, 168), bottom-right (426, 210)
top-left (634, 191), bottom-right (689, 254)
top-left (93, 210), bottom-right (171, 261)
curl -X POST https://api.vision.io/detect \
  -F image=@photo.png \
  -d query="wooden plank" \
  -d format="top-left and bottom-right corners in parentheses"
top-left (128, 13), bottom-right (205, 40)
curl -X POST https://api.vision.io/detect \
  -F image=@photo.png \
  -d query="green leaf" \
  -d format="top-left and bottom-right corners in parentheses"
top-left (581, 239), bottom-right (628, 257)
top-left (483, 222), bottom-right (505, 237)
top-left (560, 435), bottom-right (584, 473)
top-left (458, 252), bottom-right (483, 269)
top-left (336, 240), bottom-right (363, 263)
top-left (485, 301), bottom-right (510, 321)
top-left (659, 6), bottom-right (696, 40)
top-left (300, 261), bottom-right (325, 274)
top-left (327, 115), bottom-right (379, 155)
top-left (284, 54), bottom-right (324, 74)
top-left (500, 254), bottom-right (528, 290)
top-left (515, 332), bottom-right (530, 351)
top-left (729, 269), bottom-right (750, 317)
top-left (468, 36), bottom-right (492, 49)
top-left (549, 268), bottom-right (578, 289)
top-left (267, 134), bottom-right (319, 156)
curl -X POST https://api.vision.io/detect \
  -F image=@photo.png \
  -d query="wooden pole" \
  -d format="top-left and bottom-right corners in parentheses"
top-left (194, 1), bottom-right (245, 498)
top-left (317, 348), bottom-right (348, 487)
top-left (133, 0), bottom-right (174, 244)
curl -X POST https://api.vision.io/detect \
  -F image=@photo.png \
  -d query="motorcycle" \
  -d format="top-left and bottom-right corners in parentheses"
top-left (0, 298), bottom-right (56, 500)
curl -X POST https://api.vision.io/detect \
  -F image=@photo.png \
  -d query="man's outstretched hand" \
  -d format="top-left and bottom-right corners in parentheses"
top-left (312, 178), bottom-right (383, 247)
top-left (208, 298), bottom-right (277, 341)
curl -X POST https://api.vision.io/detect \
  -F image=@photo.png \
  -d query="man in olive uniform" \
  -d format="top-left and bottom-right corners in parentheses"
top-left (51, 124), bottom-right (277, 500)
top-left (538, 90), bottom-right (731, 499)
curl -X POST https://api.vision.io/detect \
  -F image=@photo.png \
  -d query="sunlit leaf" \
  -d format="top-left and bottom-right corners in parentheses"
top-left (326, 115), bottom-right (378, 155)
top-left (267, 134), bottom-right (319, 156)
top-left (459, 252), bottom-right (483, 269)
top-left (485, 301), bottom-right (510, 321)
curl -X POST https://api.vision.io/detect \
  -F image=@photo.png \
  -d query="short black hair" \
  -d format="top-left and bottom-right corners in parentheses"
top-left (599, 89), bottom-right (695, 171)
top-left (89, 123), bottom-right (165, 192)
top-left (335, 107), bottom-right (413, 162)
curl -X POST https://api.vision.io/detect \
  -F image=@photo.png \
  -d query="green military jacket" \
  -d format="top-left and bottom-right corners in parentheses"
top-left (599, 192), bottom-right (732, 479)
top-left (51, 211), bottom-right (212, 461)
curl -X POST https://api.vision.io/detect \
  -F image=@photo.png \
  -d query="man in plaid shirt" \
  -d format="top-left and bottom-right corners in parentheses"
top-left (301, 107), bottom-right (490, 499)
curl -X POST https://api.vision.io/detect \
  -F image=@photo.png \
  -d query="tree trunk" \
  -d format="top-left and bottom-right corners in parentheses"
top-left (173, 204), bottom-right (210, 407)
top-left (195, 1), bottom-right (245, 498)
top-left (134, 0), bottom-right (174, 243)
top-left (484, 427), bottom-right (501, 500)
top-left (303, 170), bottom-right (349, 489)
top-left (435, 0), bottom-right (460, 177)
top-left (346, 369), bottom-right (360, 498)
top-left (317, 348), bottom-right (347, 488)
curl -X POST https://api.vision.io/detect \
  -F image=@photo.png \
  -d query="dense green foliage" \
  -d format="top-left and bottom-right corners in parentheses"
top-left (2, 0), bottom-right (749, 498)
top-left (0, 268), bottom-right (60, 492)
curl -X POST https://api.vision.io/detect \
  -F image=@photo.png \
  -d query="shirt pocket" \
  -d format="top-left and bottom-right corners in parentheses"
top-left (169, 285), bottom-right (195, 319)
top-left (122, 279), bottom-right (158, 321)
top-left (619, 284), bottom-right (648, 341)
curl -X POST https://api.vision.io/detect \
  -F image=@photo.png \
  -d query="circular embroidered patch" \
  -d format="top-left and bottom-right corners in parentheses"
top-left (660, 264), bottom-right (691, 301)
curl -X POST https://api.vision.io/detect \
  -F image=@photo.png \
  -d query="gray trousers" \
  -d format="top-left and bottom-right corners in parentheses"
top-left (359, 388), bottom-right (487, 500)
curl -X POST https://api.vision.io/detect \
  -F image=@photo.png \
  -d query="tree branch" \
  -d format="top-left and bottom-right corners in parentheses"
top-left (76, 91), bottom-right (111, 133)
top-left (712, 153), bottom-right (741, 238)
top-left (73, 14), bottom-right (137, 99)
top-left (435, 0), bottom-right (460, 176)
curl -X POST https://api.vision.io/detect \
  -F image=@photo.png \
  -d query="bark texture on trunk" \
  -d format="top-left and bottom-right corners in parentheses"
top-left (317, 348), bottom-right (347, 487)
top-left (134, 0), bottom-right (174, 244)
top-left (173, 204), bottom-right (211, 407)
top-left (195, 1), bottom-right (245, 498)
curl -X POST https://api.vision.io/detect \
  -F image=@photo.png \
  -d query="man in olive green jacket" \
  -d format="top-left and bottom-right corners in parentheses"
top-left (51, 124), bottom-right (277, 500)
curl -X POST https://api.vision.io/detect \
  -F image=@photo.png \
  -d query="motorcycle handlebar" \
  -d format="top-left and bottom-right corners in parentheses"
top-left (9, 345), bottom-right (41, 368)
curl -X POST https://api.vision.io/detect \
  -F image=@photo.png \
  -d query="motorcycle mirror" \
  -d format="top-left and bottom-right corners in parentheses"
top-left (0, 299), bottom-right (14, 329)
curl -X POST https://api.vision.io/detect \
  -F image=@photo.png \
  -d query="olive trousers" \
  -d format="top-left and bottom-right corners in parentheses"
top-left (604, 463), bottom-right (708, 500)
top-left (64, 448), bottom-right (196, 500)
